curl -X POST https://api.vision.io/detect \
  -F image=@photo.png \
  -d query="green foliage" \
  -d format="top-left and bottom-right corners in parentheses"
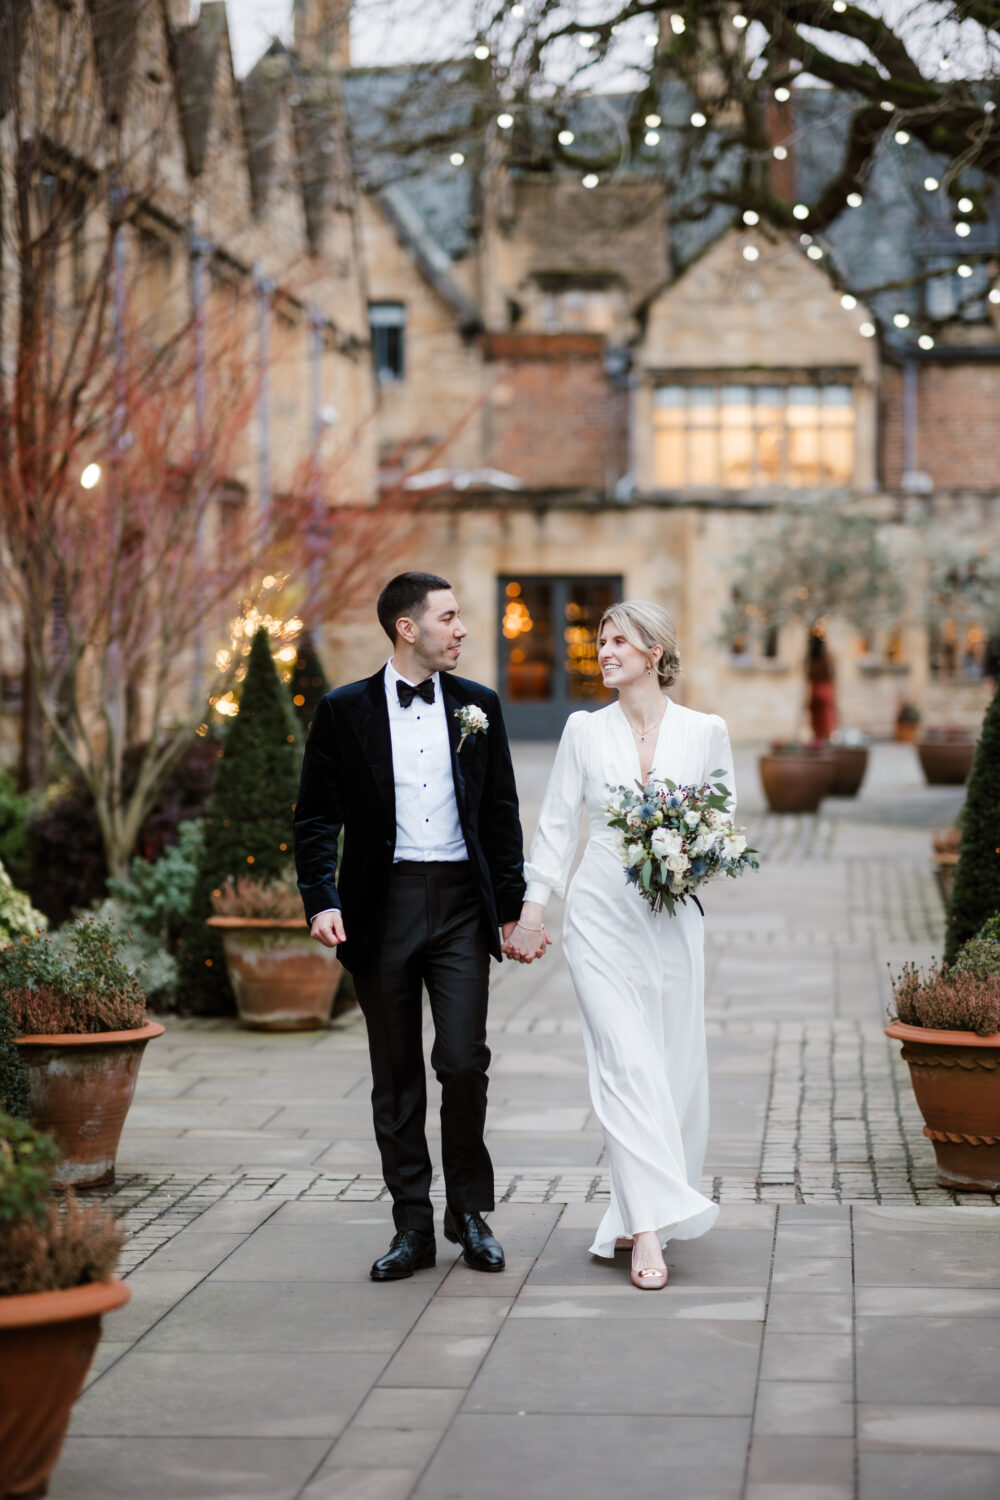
top-left (945, 680), bottom-right (1000, 964)
top-left (0, 773), bottom-right (32, 889)
top-left (978, 914), bottom-right (1000, 943)
top-left (0, 917), bottom-right (147, 1035)
top-left (0, 997), bottom-right (29, 1119)
top-left (952, 937), bottom-right (1000, 983)
top-left (0, 1112), bottom-right (60, 1226)
top-left (107, 819), bottom-right (204, 941)
top-left (89, 898), bottom-right (178, 1011)
top-left (287, 630), bottom-right (330, 736)
top-left (890, 960), bottom-right (1000, 1037)
top-left (177, 628), bottom-right (301, 1013)
top-left (0, 856), bottom-right (47, 944)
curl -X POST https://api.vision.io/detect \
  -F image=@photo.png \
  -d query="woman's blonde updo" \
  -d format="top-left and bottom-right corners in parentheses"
top-left (598, 600), bottom-right (682, 690)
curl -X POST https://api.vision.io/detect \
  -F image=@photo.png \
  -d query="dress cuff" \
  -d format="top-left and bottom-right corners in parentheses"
top-left (523, 880), bottom-right (552, 907)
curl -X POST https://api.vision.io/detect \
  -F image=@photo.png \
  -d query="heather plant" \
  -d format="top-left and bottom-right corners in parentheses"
top-left (890, 960), bottom-right (1000, 1037)
top-left (209, 871), bottom-right (303, 922)
top-left (0, 1113), bottom-right (123, 1295)
top-left (945, 678), bottom-right (1000, 963)
top-left (88, 899), bottom-right (178, 1011)
top-left (0, 917), bottom-right (146, 1036)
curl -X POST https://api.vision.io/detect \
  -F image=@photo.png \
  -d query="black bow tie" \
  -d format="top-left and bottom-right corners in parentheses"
top-left (396, 677), bottom-right (435, 708)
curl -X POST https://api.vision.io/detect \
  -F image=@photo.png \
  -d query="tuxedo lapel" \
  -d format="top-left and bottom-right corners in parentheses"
top-left (350, 668), bottom-right (395, 824)
top-left (440, 675), bottom-right (468, 820)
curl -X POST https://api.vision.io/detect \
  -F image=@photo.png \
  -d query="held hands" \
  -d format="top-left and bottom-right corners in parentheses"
top-left (310, 910), bottom-right (346, 948)
top-left (502, 904), bottom-right (552, 964)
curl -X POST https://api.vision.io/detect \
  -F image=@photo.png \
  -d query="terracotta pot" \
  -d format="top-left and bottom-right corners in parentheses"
top-left (16, 1022), bottom-right (165, 1189)
top-left (916, 735), bottom-right (976, 785)
top-left (0, 1277), bottom-right (130, 1499)
top-left (207, 918), bottom-right (343, 1031)
top-left (894, 720), bottom-right (919, 743)
top-left (886, 1021), bottom-right (1000, 1191)
top-left (758, 751), bottom-right (834, 813)
top-left (828, 746), bottom-right (869, 797)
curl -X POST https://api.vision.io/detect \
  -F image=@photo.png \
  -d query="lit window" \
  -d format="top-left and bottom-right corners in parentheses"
top-left (369, 302), bottom-right (406, 382)
top-left (652, 381), bottom-right (855, 490)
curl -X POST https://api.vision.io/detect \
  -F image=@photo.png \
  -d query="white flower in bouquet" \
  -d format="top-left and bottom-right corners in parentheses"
top-left (626, 841), bottom-right (646, 868)
top-left (651, 827), bottom-right (683, 858)
top-left (665, 852), bottom-right (689, 873)
top-left (626, 808), bottom-right (643, 829)
top-left (705, 808), bottom-right (728, 831)
top-left (683, 810), bottom-right (702, 828)
top-left (723, 833), bottom-right (747, 859)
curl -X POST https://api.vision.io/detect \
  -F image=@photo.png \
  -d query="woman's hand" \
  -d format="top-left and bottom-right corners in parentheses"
top-left (503, 902), bottom-right (551, 963)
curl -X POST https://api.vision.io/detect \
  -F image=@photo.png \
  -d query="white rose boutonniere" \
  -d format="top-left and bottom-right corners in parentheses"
top-left (454, 703), bottom-right (488, 753)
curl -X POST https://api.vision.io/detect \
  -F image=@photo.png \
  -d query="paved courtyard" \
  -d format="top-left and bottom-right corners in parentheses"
top-left (52, 742), bottom-right (1000, 1500)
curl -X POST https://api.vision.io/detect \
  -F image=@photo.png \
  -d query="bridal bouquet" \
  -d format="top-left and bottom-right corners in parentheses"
top-left (603, 773), bottom-right (759, 916)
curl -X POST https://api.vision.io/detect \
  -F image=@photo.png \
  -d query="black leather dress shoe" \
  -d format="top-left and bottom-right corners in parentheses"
top-left (443, 1208), bottom-right (505, 1272)
top-left (370, 1228), bottom-right (436, 1281)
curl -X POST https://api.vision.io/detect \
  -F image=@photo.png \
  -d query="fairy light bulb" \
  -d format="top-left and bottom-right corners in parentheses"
top-left (918, 334), bottom-right (935, 349)
top-left (645, 113), bottom-right (661, 128)
top-left (743, 245), bottom-right (759, 261)
top-left (894, 130), bottom-right (910, 144)
top-left (743, 209), bottom-right (759, 225)
top-left (958, 196), bottom-right (973, 213)
top-left (773, 145), bottom-right (788, 160)
top-left (859, 321), bottom-right (876, 337)
top-left (955, 222), bottom-right (971, 237)
top-left (924, 176), bottom-right (939, 191)
top-left (840, 294), bottom-right (857, 310)
top-left (473, 43), bottom-right (490, 60)
top-left (582, 173), bottom-right (599, 189)
top-left (893, 312), bottom-right (910, 327)
top-left (691, 111), bottom-right (707, 127)
top-left (774, 87), bottom-right (790, 103)
top-left (644, 130), bottom-right (660, 146)
top-left (558, 130), bottom-right (575, 146)
top-left (847, 192), bottom-right (863, 207)
top-left (792, 203), bottom-right (810, 220)
top-left (449, 152), bottom-right (465, 165)
top-left (497, 113), bottom-right (513, 129)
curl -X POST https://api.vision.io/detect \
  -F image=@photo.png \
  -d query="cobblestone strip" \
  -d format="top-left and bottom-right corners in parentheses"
top-left (849, 856), bottom-right (945, 946)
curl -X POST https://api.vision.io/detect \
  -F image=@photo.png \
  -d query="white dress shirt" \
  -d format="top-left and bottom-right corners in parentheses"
top-left (384, 659), bottom-right (467, 862)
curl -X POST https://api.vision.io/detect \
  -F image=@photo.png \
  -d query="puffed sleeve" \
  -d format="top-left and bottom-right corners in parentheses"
top-left (705, 713), bottom-right (737, 817)
top-left (523, 711), bottom-right (589, 906)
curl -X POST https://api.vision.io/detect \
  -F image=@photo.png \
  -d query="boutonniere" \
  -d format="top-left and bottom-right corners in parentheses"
top-left (454, 704), bottom-right (488, 753)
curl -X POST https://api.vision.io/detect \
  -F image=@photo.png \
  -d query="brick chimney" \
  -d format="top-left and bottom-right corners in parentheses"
top-left (293, 0), bottom-right (350, 65)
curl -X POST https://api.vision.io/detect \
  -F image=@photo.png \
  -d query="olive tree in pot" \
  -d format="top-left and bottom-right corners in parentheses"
top-left (0, 1112), bottom-right (129, 1499)
top-left (886, 927), bottom-right (1000, 1191)
top-left (2, 918), bottom-right (164, 1187)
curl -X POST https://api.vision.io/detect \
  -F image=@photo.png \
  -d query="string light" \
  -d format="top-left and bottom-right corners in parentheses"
top-left (691, 111), bottom-right (707, 127)
top-left (644, 130), bottom-right (661, 146)
top-left (558, 129), bottom-right (575, 145)
top-left (879, 100), bottom-right (894, 112)
top-left (893, 312), bottom-right (910, 327)
top-left (792, 203), bottom-right (810, 220)
top-left (894, 129), bottom-right (910, 144)
top-left (841, 294), bottom-right (857, 309)
top-left (510, 3), bottom-right (524, 14)
top-left (773, 145), bottom-right (788, 160)
top-left (473, 43), bottom-right (490, 60)
top-left (774, 86), bottom-right (790, 102)
top-left (833, 0), bottom-right (846, 9)
top-left (732, 13), bottom-right (748, 28)
top-left (669, 13), bottom-right (686, 33)
top-left (578, 32), bottom-right (595, 48)
top-left (957, 196), bottom-right (973, 213)
top-left (957, 264), bottom-right (974, 279)
top-left (497, 113), bottom-right (514, 129)
top-left (582, 173), bottom-right (599, 189)
top-left (743, 209), bottom-right (759, 225)
top-left (955, 222), bottom-right (971, 237)
top-left (923, 176), bottom-right (939, 191)
top-left (990, 288), bottom-right (1000, 304)
top-left (645, 113), bottom-right (661, 127)
top-left (799, 233), bottom-right (812, 245)
top-left (846, 192), bottom-right (863, 207)
top-left (80, 462), bottom-right (101, 489)
top-left (806, 245), bottom-right (823, 259)
top-left (918, 334), bottom-right (935, 349)
top-left (859, 321), bottom-right (876, 337)
top-left (450, 151), bottom-right (465, 165)
top-left (743, 245), bottom-right (759, 261)
top-left (644, 32), bottom-right (658, 47)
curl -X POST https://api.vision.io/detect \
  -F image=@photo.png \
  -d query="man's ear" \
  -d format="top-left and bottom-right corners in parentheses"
top-left (395, 615), bottom-right (416, 644)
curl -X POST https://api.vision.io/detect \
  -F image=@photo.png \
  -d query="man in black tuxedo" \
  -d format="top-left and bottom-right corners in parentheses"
top-left (294, 573), bottom-right (544, 1280)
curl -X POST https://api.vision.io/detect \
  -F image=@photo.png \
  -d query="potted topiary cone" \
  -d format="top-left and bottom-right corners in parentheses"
top-left (944, 680), bottom-right (1000, 965)
top-left (0, 1112), bottom-right (129, 1499)
top-left (3, 917), bottom-right (164, 1187)
top-left (886, 942), bottom-right (1000, 1191)
top-left (207, 872), bottom-right (343, 1031)
top-left (758, 741), bottom-right (834, 813)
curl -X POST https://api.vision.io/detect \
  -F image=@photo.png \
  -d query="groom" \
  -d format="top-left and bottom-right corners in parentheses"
top-left (294, 573), bottom-right (530, 1280)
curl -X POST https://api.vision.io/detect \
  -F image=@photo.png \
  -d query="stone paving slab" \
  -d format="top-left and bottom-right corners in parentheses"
top-left (51, 742), bottom-right (1000, 1498)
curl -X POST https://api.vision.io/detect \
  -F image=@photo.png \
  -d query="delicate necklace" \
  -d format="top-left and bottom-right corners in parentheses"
top-left (624, 703), bottom-right (666, 742)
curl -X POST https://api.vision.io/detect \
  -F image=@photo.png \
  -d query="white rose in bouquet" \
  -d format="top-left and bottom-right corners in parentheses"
top-left (705, 808), bottom-right (728, 831)
top-left (723, 833), bottom-right (747, 859)
top-left (626, 841), bottom-right (646, 868)
top-left (651, 827), bottom-right (683, 858)
top-left (665, 852), bottom-right (689, 873)
top-left (683, 810), bottom-right (702, 828)
top-left (626, 808), bottom-right (643, 829)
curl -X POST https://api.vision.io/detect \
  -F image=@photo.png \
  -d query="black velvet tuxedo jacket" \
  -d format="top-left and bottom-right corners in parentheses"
top-left (293, 667), bottom-right (526, 974)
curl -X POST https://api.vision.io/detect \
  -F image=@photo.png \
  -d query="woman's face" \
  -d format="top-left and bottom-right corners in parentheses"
top-left (597, 626), bottom-right (658, 689)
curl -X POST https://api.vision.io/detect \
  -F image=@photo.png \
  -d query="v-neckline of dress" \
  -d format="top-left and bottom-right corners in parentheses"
top-left (617, 697), bottom-right (671, 786)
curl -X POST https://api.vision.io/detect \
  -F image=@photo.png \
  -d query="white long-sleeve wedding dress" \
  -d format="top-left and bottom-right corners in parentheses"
top-left (524, 698), bottom-right (735, 1258)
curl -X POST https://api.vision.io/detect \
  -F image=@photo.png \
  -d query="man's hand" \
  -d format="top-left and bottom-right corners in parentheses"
top-left (310, 910), bottom-right (346, 948)
top-left (502, 916), bottom-right (551, 964)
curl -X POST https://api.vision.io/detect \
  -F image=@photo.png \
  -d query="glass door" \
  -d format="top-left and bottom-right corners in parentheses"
top-left (498, 575), bottom-right (621, 738)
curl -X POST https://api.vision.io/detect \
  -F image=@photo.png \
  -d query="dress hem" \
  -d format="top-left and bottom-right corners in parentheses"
top-left (588, 1198), bottom-right (719, 1259)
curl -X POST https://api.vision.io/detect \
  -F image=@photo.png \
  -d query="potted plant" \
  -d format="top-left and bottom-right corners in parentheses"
top-left (917, 724), bottom-right (978, 785)
top-left (828, 728), bottom-right (870, 797)
top-left (886, 931), bottom-right (1000, 1191)
top-left (1, 917), bottom-right (164, 1187)
top-left (207, 872), bottom-right (343, 1031)
top-left (0, 1111), bottom-right (129, 1499)
top-left (894, 701), bottom-right (921, 743)
top-left (758, 741), bottom-right (834, 813)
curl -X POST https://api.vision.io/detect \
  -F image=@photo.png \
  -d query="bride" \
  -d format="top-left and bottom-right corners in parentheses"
top-left (506, 600), bottom-right (734, 1289)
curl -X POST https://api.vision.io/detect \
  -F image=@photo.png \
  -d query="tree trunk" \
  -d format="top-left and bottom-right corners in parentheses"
top-left (16, 623), bottom-right (46, 791)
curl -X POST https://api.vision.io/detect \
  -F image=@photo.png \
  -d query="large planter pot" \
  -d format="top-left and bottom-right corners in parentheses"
top-left (886, 1021), bottom-right (1000, 1191)
top-left (916, 734), bottom-right (977, 785)
top-left (894, 720), bottom-right (920, 743)
top-left (207, 917), bottom-right (343, 1031)
top-left (828, 746), bottom-right (869, 797)
top-left (0, 1277), bottom-right (130, 1499)
top-left (16, 1022), bottom-right (165, 1189)
top-left (758, 751), bottom-right (834, 813)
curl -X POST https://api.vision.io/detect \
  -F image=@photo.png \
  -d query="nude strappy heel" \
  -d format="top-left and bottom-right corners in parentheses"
top-left (630, 1245), bottom-right (668, 1290)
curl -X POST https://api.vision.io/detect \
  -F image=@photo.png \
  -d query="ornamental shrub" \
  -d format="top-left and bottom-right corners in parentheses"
top-left (177, 628), bottom-right (301, 1013)
top-left (0, 996), bottom-right (29, 1118)
top-left (0, 772), bottom-right (32, 889)
top-left (0, 857), bottom-right (46, 944)
top-left (287, 630), bottom-right (330, 737)
top-left (890, 960), bottom-right (1000, 1036)
top-left (945, 678), bottom-right (1000, 964)
top-left (107, 819), bottom-right (204, 945)
top-left (0, 917), bottom-right (147, 1035)
top-left (978, 914), bottom-right (1000, 943)
top-left (952, 936), bottom-right (1000, 983)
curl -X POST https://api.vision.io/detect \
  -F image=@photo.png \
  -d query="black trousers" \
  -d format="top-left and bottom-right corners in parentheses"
top-left (353, 861), bottom-right (494, 1235)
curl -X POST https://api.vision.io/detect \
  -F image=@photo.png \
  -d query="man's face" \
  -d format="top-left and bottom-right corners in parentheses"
top-left (405, 589), bottom-right (468, 674)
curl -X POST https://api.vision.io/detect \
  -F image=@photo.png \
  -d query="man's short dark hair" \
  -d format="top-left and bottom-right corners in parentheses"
top-left (377, 572), bottom-right (452, 643)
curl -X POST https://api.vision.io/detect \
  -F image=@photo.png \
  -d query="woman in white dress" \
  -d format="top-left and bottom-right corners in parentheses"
top-left (505, 601), bottom-right (734, 1289)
